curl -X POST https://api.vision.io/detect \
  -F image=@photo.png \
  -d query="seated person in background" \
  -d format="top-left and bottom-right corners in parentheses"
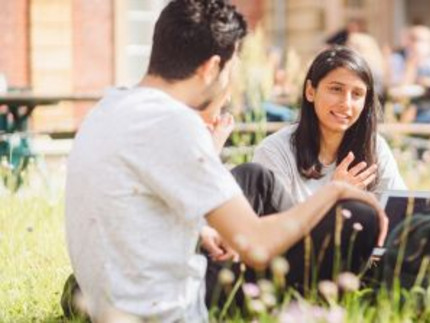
top-left (258, 48), bottom-right (298, 122)
top-left (346, 32), bottom-right (387, 99)
top-left (63, 2), bottom-right (387, 321)
top-left (325, 18), bottom-right (366, 47)
top-left (253, 47), bottom-right (406, 207)
top-left (262, 67), bottom-right (299, 122)
top-left (388, 25), bottom-right (430, 123)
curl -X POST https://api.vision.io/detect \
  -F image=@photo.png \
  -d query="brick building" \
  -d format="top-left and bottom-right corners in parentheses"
top-left (0, 0), bottom-right (428, 132)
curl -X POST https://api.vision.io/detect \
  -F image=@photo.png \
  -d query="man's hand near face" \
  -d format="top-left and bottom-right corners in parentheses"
top-left (200, 87), bottom-right (235, 153)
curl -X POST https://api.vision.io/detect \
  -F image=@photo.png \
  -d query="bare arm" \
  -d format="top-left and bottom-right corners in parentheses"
top-left (206, 181), bottom-right (387, 270)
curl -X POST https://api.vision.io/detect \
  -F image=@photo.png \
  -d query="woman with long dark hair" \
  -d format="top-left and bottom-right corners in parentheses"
top-left (253, 47), bottom-right (406, 207)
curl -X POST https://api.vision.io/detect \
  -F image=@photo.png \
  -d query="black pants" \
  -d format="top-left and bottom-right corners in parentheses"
top-left (205, 163), bottom-right (379, 308)
top-left (61, 163), bottom-right (380, 319)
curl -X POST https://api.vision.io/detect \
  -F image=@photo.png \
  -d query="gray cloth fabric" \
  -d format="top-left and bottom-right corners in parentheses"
top-left (253, 124), bottom-right (407, 205)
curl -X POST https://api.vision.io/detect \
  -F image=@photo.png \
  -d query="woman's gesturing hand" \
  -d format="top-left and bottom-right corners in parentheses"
top-left (332, 151), bottom-right (377, 189)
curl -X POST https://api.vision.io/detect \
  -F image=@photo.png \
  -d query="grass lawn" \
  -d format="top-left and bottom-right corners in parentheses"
top-left (0, 145), bottom-right (429, 322)
top-left (0, 194), bottom-right (72, 322)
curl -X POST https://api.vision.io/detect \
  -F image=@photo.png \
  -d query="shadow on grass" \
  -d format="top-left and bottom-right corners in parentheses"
top-left (41, 315), bottom-right (89, 323)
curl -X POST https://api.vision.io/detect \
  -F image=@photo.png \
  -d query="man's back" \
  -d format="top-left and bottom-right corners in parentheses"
top-left (65, 87), bottom-right (241, 321)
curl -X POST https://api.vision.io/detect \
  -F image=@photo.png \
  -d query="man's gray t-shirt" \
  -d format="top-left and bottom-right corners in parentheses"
top-left (65, 87), bottom-right (242, 321)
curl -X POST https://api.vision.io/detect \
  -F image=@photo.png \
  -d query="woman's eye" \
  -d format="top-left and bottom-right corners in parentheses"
top-left (330, 86), bottom-right (342, 92)
top-left (353, 91), bottom-right (364, 99)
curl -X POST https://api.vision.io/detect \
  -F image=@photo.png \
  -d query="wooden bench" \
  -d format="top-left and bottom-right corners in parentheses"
top-left (234, 122), bottom-right (430, 136)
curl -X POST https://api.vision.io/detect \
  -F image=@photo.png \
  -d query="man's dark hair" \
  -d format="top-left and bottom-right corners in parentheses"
top-left (291, 46), bottom-right (381, 189)
top-left (147, 0), bottom-right (247, 80)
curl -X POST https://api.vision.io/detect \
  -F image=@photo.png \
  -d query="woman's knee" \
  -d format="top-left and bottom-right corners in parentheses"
top-left (337, 199), bottom-right (380, 244)
top-left (231, 163), bottom-right (278, 215)
top-left (231, 162), bottom-right (274, 184)
top-left (339, 200), bottom-right (379, 228)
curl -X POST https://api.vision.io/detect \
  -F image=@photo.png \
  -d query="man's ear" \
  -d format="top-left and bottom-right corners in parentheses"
top-left (197, 55), bottom-right (221, 85)
top-left (305, 79), bottom-right (315, 102)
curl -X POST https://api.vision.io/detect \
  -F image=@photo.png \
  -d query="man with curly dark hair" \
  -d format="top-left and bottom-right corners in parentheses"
top-left (64, 0), bottom-right (386, 321)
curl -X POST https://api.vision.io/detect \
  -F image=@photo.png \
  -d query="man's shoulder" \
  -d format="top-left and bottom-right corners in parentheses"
top-left (108, 87), bottom-right (202, 128)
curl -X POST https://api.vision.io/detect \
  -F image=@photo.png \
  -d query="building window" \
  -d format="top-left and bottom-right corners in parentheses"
top-left (114, 0), bottom-right (168, 86)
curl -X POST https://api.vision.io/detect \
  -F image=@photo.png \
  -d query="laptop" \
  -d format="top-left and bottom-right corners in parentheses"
top-left (372, 190), bottom-right (430, 257)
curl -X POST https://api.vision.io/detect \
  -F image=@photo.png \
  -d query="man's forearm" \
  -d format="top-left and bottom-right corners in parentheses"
top-left (255, 182), bottom-right (342, 261)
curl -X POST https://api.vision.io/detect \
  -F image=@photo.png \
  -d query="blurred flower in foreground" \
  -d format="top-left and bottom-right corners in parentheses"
top-left (250, 246), bottom-right (269, 264)
top-left (271, 257), bottom-right (289, 289)
top-left (278, 302), bottom-right (345, 323)
top-left (271, 257), bottom-right (290, 276)
top-left (318, 280), bottom-right (338, 301)
top-left (248, 299), bottom-right (266, 314)
top-left (341, 209), bottom-right (352, 219)
top-left (261, 292), bottom-right (277, 308)
top-left (242, 283), bottom-right (260, 298)
top-left (218, 268), bottom-right (235, 285)
top-left (337, 272), bottom-right (360, 292)
top-left (352, 222), bottom-right (363, 232)
top-left (258, 279), bottom-right (275, 294)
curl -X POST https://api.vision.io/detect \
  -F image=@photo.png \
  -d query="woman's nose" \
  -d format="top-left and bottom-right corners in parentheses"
top-left (340, 92), bottom-right (353, 108)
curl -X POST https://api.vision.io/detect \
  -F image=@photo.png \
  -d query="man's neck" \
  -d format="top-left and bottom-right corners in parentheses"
top-left (139, 74), bottom-right (200, 109)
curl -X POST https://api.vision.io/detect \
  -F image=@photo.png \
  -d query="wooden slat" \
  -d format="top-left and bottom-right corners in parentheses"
top-left (378, 123), bottom-right (430, 135)
top-left (234, 122), bottom-right (430, 135)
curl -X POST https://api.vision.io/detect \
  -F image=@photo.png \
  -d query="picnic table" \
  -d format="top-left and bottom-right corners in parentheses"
top-left (0, 92), bottom-right (101, 191)
top-left (0, 92), bottom-right (101, 133)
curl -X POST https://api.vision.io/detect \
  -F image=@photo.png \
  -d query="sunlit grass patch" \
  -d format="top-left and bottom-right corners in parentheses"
top-left (0, 194), bottom-right (71, 322)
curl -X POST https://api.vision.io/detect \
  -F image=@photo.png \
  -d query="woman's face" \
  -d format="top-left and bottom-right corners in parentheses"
top-left (305, 67), bottom-right (367, 135)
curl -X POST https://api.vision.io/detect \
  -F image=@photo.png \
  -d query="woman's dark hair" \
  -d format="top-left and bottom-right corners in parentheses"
top-left (147, 0), bottom-right (247, 81)
top-left (291, 46), bottom-right (380, 189)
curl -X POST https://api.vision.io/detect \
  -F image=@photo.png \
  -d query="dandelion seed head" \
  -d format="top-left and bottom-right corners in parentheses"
top-left (318, 280), bottom-right (338, 300)
top-left (261, 292), bottom-right (277, 308)
top-left (257, 279), bottom-right (274, 294)
top-left (271, 257), bottom-right (290, 276)
top-left (242, 283), bottom-right (260, 298)
top-left (248, 299), bottom-right (266, 314)
top-left (352, 222), bottom-right (363, 232)
top-left (218, 268), bottom-right (234, 285)
top-left (278, 302), bottom-right (345, 323)
top-left (341, 209), bottom-right (352, 219)
top-left (249, 247), bottom-right (269, 264)
top-left (337, 272), bottom-right (360, 292)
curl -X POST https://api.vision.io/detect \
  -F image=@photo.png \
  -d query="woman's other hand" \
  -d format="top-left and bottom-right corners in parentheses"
top-left (332, 151), bottom-right (377, 189)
